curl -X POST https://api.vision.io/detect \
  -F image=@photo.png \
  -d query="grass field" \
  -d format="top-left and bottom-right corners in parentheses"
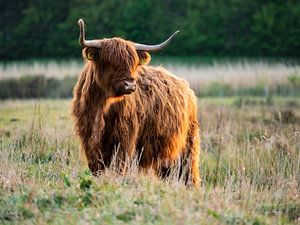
top-left (0, 97), bottom-right (300, 224)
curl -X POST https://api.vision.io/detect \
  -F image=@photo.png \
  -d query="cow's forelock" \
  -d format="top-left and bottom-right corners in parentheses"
top-left (88, 38), bottom-right (139, 97)
top-left (97, 38), bottom-right (139, 73)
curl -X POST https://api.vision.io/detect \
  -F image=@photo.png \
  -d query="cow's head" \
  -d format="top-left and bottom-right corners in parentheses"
top-left (78, 19), bottom-right (179, 98)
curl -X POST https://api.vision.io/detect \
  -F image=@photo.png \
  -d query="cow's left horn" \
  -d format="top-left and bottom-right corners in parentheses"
top-left (134, 30), bottom-right (180, 52)
top-left (78, 19), bottom-right (102, 48)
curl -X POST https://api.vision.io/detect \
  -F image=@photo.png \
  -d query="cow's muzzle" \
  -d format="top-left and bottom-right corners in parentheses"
top-left (115, 80), bottom-right (137, 96)
top-left (124, 80), bottom-right (136, 93)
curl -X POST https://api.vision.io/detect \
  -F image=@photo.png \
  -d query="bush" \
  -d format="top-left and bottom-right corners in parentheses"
top-left (0, 76), bottom-right (76, 99)
top-left (197, 77), bottom-right (300, 98)
top-left (1, 75), bottom-right (300, 100)
top-left (199, 82), bottom-right (234, 97)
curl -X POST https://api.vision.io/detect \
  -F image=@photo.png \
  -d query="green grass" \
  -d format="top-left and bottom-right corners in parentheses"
top-left (0, 98), bottom-right (299, 224)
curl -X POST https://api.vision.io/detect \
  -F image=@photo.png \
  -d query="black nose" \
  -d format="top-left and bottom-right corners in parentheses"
top-left (124, 80), bottom-right (136, 92)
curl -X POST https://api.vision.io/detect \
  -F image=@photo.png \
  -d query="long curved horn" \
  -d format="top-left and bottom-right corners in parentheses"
top-left (78, 19), bottom-right (102, 48)
top-left (134, 30), bottom-right (180, 52)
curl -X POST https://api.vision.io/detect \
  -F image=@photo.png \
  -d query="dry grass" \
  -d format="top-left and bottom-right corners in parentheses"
top-left (0, 60), bottom-right (83, 79)
top-left (1, 59), bottom-right (299, 89)
top-left (0, 98), bottom-right (300, 224)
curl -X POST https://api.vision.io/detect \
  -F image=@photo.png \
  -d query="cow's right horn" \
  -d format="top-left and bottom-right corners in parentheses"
top-left (78, 19), bottom-right (102, 48)
top-left (134, 30), bottom-right (180, 52)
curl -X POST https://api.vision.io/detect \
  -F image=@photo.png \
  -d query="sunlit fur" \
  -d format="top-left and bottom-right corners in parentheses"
top-left (71, 37), bottom-right (200, 186)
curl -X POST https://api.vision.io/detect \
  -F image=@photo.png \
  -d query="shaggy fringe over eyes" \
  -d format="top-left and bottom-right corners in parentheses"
top-left (83, 38), bottom-right (139, 72)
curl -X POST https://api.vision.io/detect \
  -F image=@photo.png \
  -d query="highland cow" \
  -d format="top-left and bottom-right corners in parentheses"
top-left (71, 19), bottom-right (200, 186)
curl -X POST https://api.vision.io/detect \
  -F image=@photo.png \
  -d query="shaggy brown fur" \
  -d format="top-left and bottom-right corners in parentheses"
top-left (71, 37), bottom-right (200, 186)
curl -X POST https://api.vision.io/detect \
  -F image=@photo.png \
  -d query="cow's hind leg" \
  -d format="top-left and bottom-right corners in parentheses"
top-left (180, 120), bottom-right (201, 186)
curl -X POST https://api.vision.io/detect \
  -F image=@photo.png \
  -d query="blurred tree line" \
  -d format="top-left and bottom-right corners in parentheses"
top-left (0, 0), bottom-right (299, 60)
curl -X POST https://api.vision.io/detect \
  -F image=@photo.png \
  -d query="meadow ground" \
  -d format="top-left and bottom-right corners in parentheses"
top-left (0, 97), bottom-right (300, 224)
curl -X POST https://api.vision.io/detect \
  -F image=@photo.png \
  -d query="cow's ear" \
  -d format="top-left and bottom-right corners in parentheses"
top-left (83, 47), bottom-right (98, 61)
top-left (137, 51), bottom-right (151, 65)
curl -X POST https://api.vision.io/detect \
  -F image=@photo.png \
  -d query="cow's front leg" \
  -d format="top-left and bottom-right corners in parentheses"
top-left (111, 139), bottom-right (136, 174)
top-left (86, 145), bottom-right (112, 175)
top-left (102, 113), bottom-right (139, 174)
top-left (85, 110), bottom-right (110, 175)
